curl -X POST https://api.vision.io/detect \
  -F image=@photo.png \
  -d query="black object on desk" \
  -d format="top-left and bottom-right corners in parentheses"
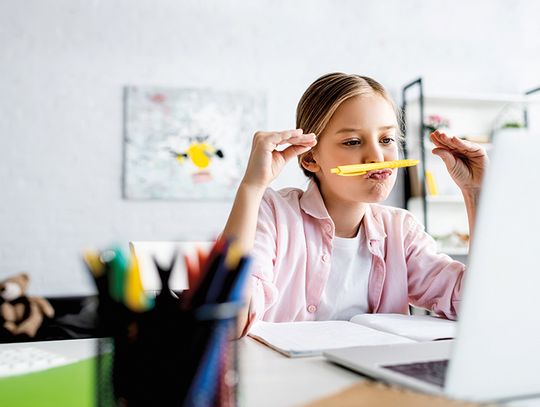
top-left (86, 240), bottom-right (249, 407)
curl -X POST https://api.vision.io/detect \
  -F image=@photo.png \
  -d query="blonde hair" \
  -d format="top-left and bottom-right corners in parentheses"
top-left (296, 72), bottom-right (403, 178)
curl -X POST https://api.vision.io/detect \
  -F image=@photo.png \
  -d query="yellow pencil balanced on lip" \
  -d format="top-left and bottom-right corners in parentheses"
top-left (330, 159), bottom-right (419, 176)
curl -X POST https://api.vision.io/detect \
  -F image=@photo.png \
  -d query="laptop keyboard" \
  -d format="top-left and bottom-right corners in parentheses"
top-left (0, 347), bottom-right (73, 377)
top-left (382, 359), bottom-right (449, 387)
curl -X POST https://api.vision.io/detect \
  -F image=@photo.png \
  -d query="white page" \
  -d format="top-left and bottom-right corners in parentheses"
top-left (349, 314), bottom-right (456, 342)
top-left (248, 321), bottom-right (415, 357)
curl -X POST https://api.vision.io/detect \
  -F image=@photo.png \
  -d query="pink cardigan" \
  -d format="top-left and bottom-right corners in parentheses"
top-left (246, 180), bottom-right (465, 332)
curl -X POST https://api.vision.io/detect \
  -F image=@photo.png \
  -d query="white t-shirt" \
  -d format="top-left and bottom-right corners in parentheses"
top-left (315, 225), bottom-right (372, 321)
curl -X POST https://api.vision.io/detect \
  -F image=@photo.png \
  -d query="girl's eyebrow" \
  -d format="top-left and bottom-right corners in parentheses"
top-left (336, 125), bottom-right (397, 134)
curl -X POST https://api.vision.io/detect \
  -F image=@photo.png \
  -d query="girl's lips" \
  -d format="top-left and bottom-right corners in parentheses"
top-left (364, 168), bottom-right (392, 180)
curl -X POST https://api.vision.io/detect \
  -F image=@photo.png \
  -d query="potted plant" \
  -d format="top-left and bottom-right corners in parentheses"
top-left (424, 114), bottom-right (450, 133)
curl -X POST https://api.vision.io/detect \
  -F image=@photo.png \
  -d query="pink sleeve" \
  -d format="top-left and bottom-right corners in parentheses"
top-left (404, 213), bottom-right (465, 320)
top-left (243, 192), bottom-right (280, 334)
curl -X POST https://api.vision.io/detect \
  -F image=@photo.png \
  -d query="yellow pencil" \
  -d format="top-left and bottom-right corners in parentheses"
top-left (330, 159), bottom-right (419, 176)
top-left (82, 250), bottom-right (105, 277)
top-left (425, 170), bottom-right (439, 196)
top-left (224, 240), bottom-right (243, 271)
top-left (125, 244), bottom-right (149, 312)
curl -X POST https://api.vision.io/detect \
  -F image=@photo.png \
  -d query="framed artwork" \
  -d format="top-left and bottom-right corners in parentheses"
top-left (123, 86), bottom-right (266, 200)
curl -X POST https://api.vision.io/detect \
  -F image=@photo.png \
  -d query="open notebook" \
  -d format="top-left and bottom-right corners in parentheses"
top-left (248, 314), bottom-right (456, 357)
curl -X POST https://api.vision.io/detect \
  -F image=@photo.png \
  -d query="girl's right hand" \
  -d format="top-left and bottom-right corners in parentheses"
top-left (241, 129), bottom-right (317, 190)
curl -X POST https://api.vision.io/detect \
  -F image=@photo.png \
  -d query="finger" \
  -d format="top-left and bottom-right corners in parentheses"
top-left (431, 131), bottom-right (482, 153)
top-left (254, 129), bottom-right (302, 137)
top-left (429, 129), bottom-right (441, 141)
top-left (254, 129), bottom-right (304, 149)
top-left (431, 131), bottom-right (465, 152)
top-left (432, 147), bottom-right (457, 169)
top-left (274, 131), bottom-right (315, 146)
top-left (430, 131), bottom-right (454, 150)
top-left (281, 133), bottom-right (317, 145)
top-left (280, 144), bottom-right (315, 163)
top-left (270, 129), bottom-right (302, 143)
top-left (280, 128), bottom-right (304, 136)
top-left (447, 136), bottom-right (485, 154)
top-left (444, 138), bottom-right (486, 162)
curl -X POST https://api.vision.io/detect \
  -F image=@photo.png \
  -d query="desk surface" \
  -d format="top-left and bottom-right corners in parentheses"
top-left (240, 338), bottom-right (540, 407)
top-left (239, 337), bottom-right (361, 407)
top-left (1, 338), bottom-right (539, 407)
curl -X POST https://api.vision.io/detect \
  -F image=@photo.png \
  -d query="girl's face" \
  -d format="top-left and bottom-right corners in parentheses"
top-left (306, 94), bottom-right (399, 205)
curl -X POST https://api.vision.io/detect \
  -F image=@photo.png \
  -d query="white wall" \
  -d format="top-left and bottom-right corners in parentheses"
top-left (1, 0), bottom-right (539, 295)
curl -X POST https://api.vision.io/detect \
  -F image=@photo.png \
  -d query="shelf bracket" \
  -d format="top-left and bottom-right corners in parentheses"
top-left (524, 86), bottom-right (540, 129)
top-left (401, 77), bottom-right (428, 231)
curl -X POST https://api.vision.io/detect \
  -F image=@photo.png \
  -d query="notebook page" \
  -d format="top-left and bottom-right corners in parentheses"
top-left (349, 314), bottom-right (456, 342)
top-left (248, 321), bottom-right (415, 357)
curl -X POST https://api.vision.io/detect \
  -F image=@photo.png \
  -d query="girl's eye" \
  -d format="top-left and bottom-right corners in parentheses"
top-left (343, 139), bottom-right (361, 146)
top-left (381, 137), bottom-right (395, 145)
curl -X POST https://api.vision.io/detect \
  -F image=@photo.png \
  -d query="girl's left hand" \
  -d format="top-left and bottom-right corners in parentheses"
top-left (430, 130), bottom-right (488, 193)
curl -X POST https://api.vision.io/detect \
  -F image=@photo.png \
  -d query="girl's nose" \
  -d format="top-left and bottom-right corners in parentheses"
top-left (363, 144), bottom-right (385, 164)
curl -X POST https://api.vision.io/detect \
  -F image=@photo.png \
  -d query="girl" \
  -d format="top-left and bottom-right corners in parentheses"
top-left (223, 73), bottom-right (488, 336)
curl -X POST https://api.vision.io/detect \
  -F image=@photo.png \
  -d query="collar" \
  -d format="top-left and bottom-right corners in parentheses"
top-left (299, 180), bottom-right (331, 220)
top-left (299, 180), bottom-right (387, 241)
top-left (361, 204), bottom-right (387, 242)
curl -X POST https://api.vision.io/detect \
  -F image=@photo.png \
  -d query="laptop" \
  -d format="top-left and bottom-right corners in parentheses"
top-left (324, 133), bottom-right (540, 403)
top-left (129, 241), bottom-right (213, 293)
top-left (0, 338), bottom-right (98, 377)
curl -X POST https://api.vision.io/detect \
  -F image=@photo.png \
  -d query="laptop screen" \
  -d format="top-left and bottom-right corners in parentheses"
top-left (445, 132), bottom-right (540, 401)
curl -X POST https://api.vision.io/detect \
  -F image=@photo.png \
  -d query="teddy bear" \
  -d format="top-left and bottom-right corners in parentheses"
top-left (0, 273), bottom-right (54, 340)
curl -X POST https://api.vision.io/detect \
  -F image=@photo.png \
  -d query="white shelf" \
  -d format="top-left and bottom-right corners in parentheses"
top-left (404, 81), bottom-right (538, 260)
top-left (407, 196), bottom-right (469, 246)
top-left (427, 195), bottom-right (464, 203)
top-left (407, 92), bottom-right (540, 105)
top-left (408, 195), bottom-right (464, 204)
top-left (440, 246), bottom-right (469, 256)
top-left (439, 245), bottom-right (469, 256)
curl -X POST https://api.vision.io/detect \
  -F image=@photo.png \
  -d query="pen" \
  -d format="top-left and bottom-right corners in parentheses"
top-left (125, 244), bottom-right (153, 312)
top-left (205, 240), bottom-right (242, 303)
top-left (228, 256), bottom-right (252, 302)
top-left (100, 248), bottom-right (128, 303)
top-left (189, 237), bottom-right (228, 307)
top-left (330, 159), bottom-right (419, 176)
top-left (82, 250), bottom-right (108, 299)
top-left (182, 252), bottom-right (200, 308)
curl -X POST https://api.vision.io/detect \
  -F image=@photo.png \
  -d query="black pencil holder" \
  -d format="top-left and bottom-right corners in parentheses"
top-left (95, 292), bottom-right (243, 407)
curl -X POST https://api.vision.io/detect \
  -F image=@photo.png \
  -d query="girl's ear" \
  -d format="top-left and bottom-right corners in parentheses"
top-left (301, 151), bottom-right (320, 173)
